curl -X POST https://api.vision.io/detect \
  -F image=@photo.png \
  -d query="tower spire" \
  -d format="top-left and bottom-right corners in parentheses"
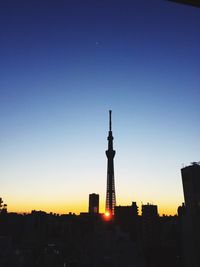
top-left (109, 110), bottom-right (112, 131)
top-left (105, 110), bottom-right (116, 215)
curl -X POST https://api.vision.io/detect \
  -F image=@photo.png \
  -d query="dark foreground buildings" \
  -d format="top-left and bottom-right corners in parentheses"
top-left (0, 111), bottom-right (196, 266)
top-left (0, 210), bottom-right (146, 267)
top-left (0, 206), bottom-right (183, 267)
top-left (180, 162), bottom-right (200, 267)
top-left (141, 204), bottom-right (159, 249)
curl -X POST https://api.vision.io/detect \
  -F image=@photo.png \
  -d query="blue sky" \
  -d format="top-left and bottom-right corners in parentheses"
top-left (0, 0), bottom-right (200, 214)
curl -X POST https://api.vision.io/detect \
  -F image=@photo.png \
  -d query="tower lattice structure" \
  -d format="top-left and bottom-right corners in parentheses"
top-left (105, 110), bottom-right (116, 214)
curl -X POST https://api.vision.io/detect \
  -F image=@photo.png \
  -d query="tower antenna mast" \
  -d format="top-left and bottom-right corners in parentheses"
top-left (105, 110), bottom-right (116, 215)
top-left (109, 110), bottom-right (112, 131)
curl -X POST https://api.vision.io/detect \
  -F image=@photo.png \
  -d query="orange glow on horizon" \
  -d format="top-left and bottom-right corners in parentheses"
top-left (105, 211), bottom-right (110, 217)
top-left (7, 203), bottom-right (179, 216)
top-left (6, 197), bottom-right (180, 216)
top-left (103, 211), bottom-right (112, 221)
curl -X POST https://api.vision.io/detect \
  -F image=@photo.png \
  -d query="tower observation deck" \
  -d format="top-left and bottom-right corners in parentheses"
top-left (105, 110), bottom-right (116, 215)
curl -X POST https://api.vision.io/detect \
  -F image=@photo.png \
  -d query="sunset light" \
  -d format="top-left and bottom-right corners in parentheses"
top-left (103, 211), bottom-right (112, 221)
top-left (105, 211), bottom-right (110, 217)
top-left (0, 0), bottom-right (199, 266)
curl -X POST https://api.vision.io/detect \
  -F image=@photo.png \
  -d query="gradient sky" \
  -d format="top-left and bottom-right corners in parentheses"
top-left (0, 0), bottom-right (200, 215)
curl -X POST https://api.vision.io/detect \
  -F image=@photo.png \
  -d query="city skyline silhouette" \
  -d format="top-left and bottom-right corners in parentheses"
top-left (1, 0), bottom-right (200, 215)
top-left (1, 108), bottom-right (198, 216)
top-left (0, 1), bottom-right (200, 266)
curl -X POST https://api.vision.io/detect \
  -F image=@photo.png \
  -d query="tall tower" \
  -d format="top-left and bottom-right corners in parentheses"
top-left (105, 110), bottom-right (116, 215)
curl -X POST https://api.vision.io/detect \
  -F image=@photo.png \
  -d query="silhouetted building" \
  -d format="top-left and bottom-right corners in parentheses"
top-left (141, 204), bottom-right (161, 267)
top-left (105, 110), bottom-right (116, 215)
top-left (115, 202), bottom-right (139, 241)
top-left (88, 193), bottom-right (99, 214)
top-left (115, 202), bottom-right (138, 219)
top-left (142, 203), bottom-right (159, 249)
top-left (181, 162), bottom-right (200, 267)
top-left (181, 163), bottom-right (200, 214)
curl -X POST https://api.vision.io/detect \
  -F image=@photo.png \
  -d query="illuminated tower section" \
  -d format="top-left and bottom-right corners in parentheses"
top-left (105, 110), bottom-right (116, 215)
